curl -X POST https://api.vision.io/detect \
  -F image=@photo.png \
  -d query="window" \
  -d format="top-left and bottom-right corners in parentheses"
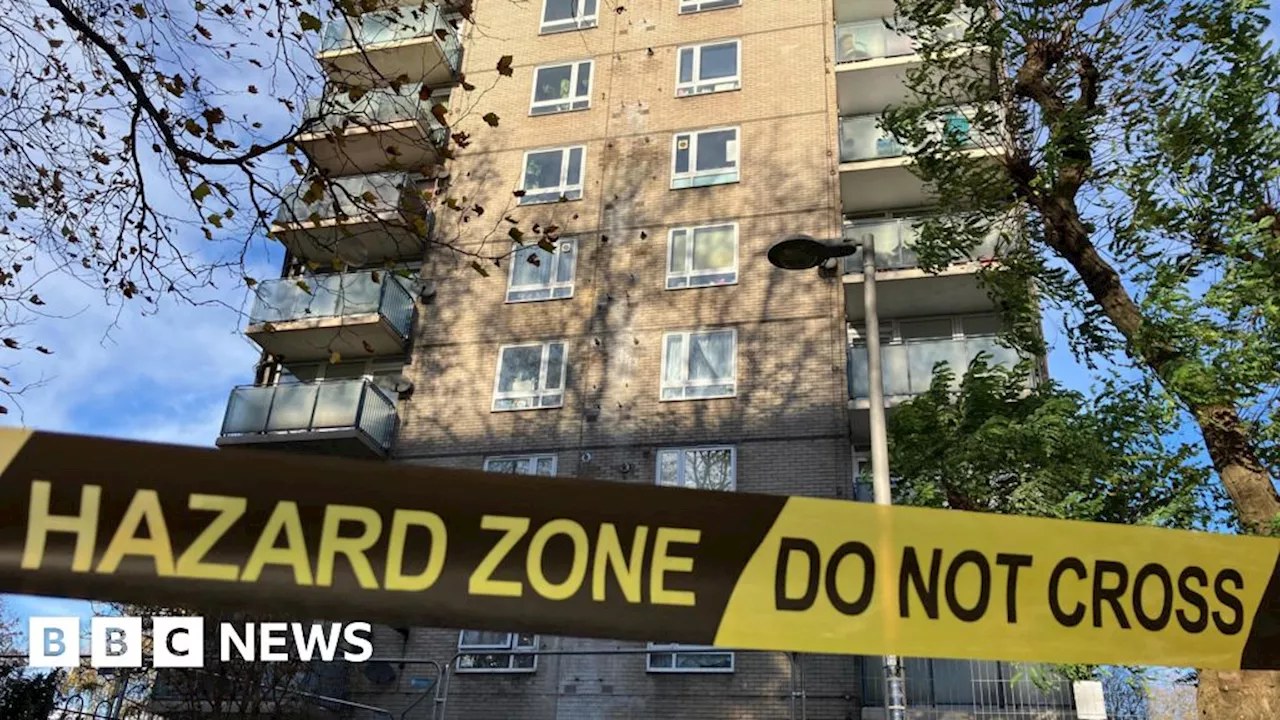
top-left (678, 0), bottom-right (740, 14)
top-left (676, 40), bottom-right (740, 97)
top-left (507, 238), bottom-right (577, 302)
top-left (531, 61), bottom-right (593, 115)
top-left (647, 643), bottom-right (734, 672)
top-left (484, 454), bottom-right (557, 476)
top-left (493, 341), bottom-right (567, 410)
top-left (667, 224), bottom-right (737, 289)
top-left (671, 127), bottom-right (739, 189)
top-left (656, 446), bottom-right (735, 491)
top-left (456, 632), bottom-right (538, 672)
top-left (520, 146), bottom-right (585, 205)
top-left (541, 0), bottom-right (597, 33)
top-left (660, 329), bottom-right (736, 400)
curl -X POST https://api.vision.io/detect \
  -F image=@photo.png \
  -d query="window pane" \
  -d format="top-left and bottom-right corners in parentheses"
top-left (498, 346), bottom-right (543, 394)
top-left (678, 48), bottom-right (695, 83)
top-left (691, 226), bottom-right (734, 271)
top-left (900, 318), bottom-right (954, 340)
top-left (963, 314), bottom-right (1001, 336)
top-left (669, 230), bottom-right (689, 273)
top-left (460, 630), bottom-right (511, 648)
top-left (674, 135), bottom-right (690, 173)
top-left (700, 42), bottom-right (737, 80)
top-left (534, 65), bottom-right (573, 102)
top-left (685, 449), bottom-right (733, 491)
top-left (486, 459), bottom-right (519, 475)
top-left (657, 450), bottom-right (679, 486)
top-left (649, 653), bottom-right (675, 668)
top-left (675, 651), bottom-right (732, 670)
top-left (525, 150), bottom-right (564, 190)
top-left (663, 335), bottom-right (685, 384)
top-left (696, 130), bottom-right (736, 171)
top-left (583, 0), bottom-right (597, 15)
top-left (554, 241), bottom-right (577, 284)
top-left (566, 147), bottom-right (583, 185)
top-left (535, 457), bottom-right (556, 476)
top-left (545, 342), bottom-right (565, 390)
top-left (544, 0), bottom-right (574, 22)
top-left (687, 331), bottom-right (733, 382)
top-left (511, 245), bottom-right (552, 287)
top-left (576, 62), bottom-right (592, 96)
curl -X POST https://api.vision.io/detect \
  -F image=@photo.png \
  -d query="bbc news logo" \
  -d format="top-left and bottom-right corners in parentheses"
top-left (28, 616), bottom-right (373, 668)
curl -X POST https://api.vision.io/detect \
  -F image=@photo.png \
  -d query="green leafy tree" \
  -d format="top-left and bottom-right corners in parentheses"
top-left (883, 0), bottom-right (1280, 711)
top-left (888, 356), bottom-right (1213, 529)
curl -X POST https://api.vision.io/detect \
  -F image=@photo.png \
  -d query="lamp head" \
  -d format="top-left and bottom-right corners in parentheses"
top-left (768, 235), bottom-right (857, 270)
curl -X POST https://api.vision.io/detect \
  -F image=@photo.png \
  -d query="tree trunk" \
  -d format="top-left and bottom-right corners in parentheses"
top-left (1197, 669), bottom-right (1278, 718)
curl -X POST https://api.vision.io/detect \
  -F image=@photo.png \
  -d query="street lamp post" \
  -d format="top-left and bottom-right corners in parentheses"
top-left (768, 233), bottom-right (907, 720)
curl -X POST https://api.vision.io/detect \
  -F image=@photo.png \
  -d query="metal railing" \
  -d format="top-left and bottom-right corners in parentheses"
top-left (319, 4), bottom-right (461, 70)
top-left (841, 218), bottom-right (1000, 273)
top-left (848, 335), bottom-right (1023, 400)
top-left (220, 378), bottom-right (399, 451)
top-left (303, 84), bottom-right (447, 142)
top-left (860, 657), bottom-right (1079, 718)
top-left (838, 106), bottom-right (987, 163)
top-left (275, 171), bottom-right (422, 226)
top-left (249, 270), bottom-right (414, 338)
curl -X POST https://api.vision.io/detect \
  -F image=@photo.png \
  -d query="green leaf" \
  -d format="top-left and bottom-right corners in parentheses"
top-left (191, 183), bottom-right (212, 204)
top-left (496, 55), bottom-right (514, 77)
top-left (13, 194), bottom-right (34, 209)
top-left (482, 112), bottom-right (500, 127)
top-left (470, 260), bottom-right (489, 277)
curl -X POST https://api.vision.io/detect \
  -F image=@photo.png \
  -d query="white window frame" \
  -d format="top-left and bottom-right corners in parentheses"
top-left (678, 0), bottom-right (741, 14)
top-left (670, 126), bottom-right (740, 189)
top-left (483, 454), bottom-right (559, 476)
top-left (492, 341), bottom-right (568, 411)
top-left (655, 445), bottom-right (736, 491)
top-left (530, 60), bottom-right (594, 116)
top-left (506, 238), bottom-right (578, 303)
top-left (659, 328), bottom-right (737, 401)
top-left (675, 39), bottom-right (741, 97)
top-left (666, 223), bottom-right (738, 290)
top-left (540, 0), bottom-right (598, 34)
top-left (646, 642), bottom-right (735, 673)
top-left (456, 631), bottom-right (539, 673)
top-left (519, 145), bottom-right (586, 205)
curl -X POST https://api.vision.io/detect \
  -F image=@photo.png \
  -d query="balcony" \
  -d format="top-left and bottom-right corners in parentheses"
top-left (298, 85), bottom-right (447, 175)
top-left (841, 218), bottom-right (1000, 321)
top-left (216, 379), bottom-right (398, 458)
top-left (245, 270), bottom-right (414, 365)
top-left (271, 172), bottom-right (432, 265)
top-left (837, 107), bottom-right (999, 213)
top-left (833, 15), bottom-right (980, 117)
top-left (318, 5), bottom-right (461, 88)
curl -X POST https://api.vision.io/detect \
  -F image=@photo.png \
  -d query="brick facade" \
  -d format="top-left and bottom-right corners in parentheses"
top-left (347, 0), bottom-right (865, 717)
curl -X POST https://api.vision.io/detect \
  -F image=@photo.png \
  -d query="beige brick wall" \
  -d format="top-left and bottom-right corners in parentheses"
top-left (360, 0), bottom-right (864, 717)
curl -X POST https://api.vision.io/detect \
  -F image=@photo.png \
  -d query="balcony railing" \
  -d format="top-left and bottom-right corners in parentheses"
top-left (220, 379), bottom-right (398, 451)
top-left (841, 218), bottom-right (999, 272)
top-left (303, 84), bottom-right (445, 140)
top-left (838, 107), bottom-right (985, 163)
top-left (848, 334), bottom-right (1022, 400)
top-left (249, 270), bottom-right (414, 337)
top-left (834, 15), bottom-right (969, 65)
top-left (274, 171), bottom-right (423, 226)
top-left (319, 5), bottom-right (461, 67)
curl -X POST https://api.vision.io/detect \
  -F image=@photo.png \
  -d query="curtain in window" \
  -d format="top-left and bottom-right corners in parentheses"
top-left (498, 346), bottom-right (542, 394)
top-left (688, 331), bottom-right (733, 383)
top-left (690, 226), bottom-right (734, 271)
top-left (511, 246), bottom-right (553, 287)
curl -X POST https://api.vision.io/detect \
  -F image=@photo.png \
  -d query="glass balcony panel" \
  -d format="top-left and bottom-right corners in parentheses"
top-left (834, 19), bottom-right (916, 64)
top-left (275, 172), bottom-right (414, 225)
top-left (304, 85), bottom-right (440, 134)
top-left (221, 379), bottom-right (398, 450)
top-left (848, 332), bottom-right (1023, 400)
top-left (248, 271), bottom-right (414, 336)
top-left (839, 115), bottom-right (904, 162)
top-left (320, 5), bottom-right (450, 53)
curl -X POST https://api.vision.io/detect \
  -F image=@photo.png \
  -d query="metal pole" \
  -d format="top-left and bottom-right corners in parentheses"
top-left (861, 233), bottom-right (906, 720)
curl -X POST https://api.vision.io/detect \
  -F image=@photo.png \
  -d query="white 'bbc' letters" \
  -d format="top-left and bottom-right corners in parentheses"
top-left (27, 617), bottom-right (80, 668)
